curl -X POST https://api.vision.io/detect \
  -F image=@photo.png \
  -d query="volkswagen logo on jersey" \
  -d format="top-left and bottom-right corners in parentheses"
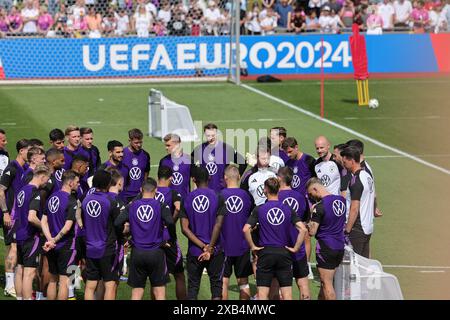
top-left (172, 172), bottom-right (183, 186)
top-left (86, 200), bottom-right (101, 218)
top-left (129, 167), bottom-right (142, 181)
top-left (256, 185), bottom-right (265, 198)
top-left (137, 205), bottom-right (154, 223)
top-left (17, 190), bottom-right (25, 208)
top-left (206, 162), bottom-right (218, 176)
top-left (226, 196), bottom-right (243, 213)
top-left (283, 197), bottom-right (299, 212)
top-left (332, 200), bottom-right (346, 217)
top-left (267, 208), bottom-right (285, 226)
top-left (292, 175), bottom-right (300, 189)
top-left (155, 192), bottom-right (165, 203)
top-left (321, 175), bottom-right (331, 187)
top-left (55, 168), bottom-right (65, 182)
top-left (132, 158), bottom-right (139, 166)
top-left (87, 188), bottom-right (96, 196)
top-left (48, 196), bottom-right (60, 214)
top-left (192, 195), bottom-right (210, 213)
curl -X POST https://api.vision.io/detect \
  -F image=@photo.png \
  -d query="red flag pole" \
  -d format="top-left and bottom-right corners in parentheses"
top-left (320, 37), bottom-right (324, 118)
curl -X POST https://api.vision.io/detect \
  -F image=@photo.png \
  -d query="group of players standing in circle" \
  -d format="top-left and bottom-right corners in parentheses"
top-left (0, 123), bottom-right (379, 300)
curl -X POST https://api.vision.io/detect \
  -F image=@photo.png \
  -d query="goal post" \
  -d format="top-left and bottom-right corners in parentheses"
top-left (148, 88), bottom-right (199, 142)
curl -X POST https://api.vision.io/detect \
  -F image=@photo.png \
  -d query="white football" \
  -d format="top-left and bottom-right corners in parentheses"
top-left (369, 99), bottom-right (379, 109)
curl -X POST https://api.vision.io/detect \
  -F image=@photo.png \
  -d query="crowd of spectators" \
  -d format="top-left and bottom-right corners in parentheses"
top-left (0, 0), bottom-right (448, 38)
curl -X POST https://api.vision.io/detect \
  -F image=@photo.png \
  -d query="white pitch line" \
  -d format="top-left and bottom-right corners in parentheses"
top-left (86, 121), bottom-right (102, 124)
top-left (241, 84), bottom-right (450, 176)
top-left (366, 154), bottom-right (450, 159)
top-left (419, 271), bottom-right (446, 273)
top-left (0, 122), bottom-right (16, 126)
top-left (382, 265), bottom-right (450, 269)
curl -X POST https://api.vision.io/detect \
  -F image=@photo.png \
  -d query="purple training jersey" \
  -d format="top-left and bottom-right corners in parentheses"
top-left (14, 184), bottom-right (41, 243)
top-left (159, 153), bottom-right (191, 199)
top-left (285, 153), bottom-right (316, 196)
top-left (122, 147), bottom-right (151, 200)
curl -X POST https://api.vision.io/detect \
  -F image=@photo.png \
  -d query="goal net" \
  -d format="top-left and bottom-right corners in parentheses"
top-left (0, 0), bottom-right (240, 83)
top-left (334, 245), bottom-right (404, 300)
top-left (148, 88), bottom-right (198, 142)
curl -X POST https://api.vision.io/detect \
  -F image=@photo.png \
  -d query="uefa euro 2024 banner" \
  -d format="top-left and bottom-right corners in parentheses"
top-left (0, 34), bottom-right (447, 79)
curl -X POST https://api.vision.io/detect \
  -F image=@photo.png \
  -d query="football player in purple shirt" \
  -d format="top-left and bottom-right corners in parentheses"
top-left (41, 170), bottom-right (80, 300)
top-left (81, 170), bottom-right (121, 300)
top-left (220, 165), bottom-right (254, 300)
top-left (122, 128), bottom-right (151, 203)
top-left (243, 177), bottom-right (307, 301)
top-left (277, 167), bottom-right (311, 300)
top-left (14, 165), bottom-right (51, 300)
top-left (306, 177), bottom-right (346, 300)
top-left (180, 166), bottom-right (225, 300)
top-left (62, 126), bottom-right (83, 171)
top-left (0, 139), bottom-right (29, 297)
top-left (159, 133), bottom-right (191, 199)
top-left (270, 126), bottom-right (289, 166)
top-left (191, 123), bottom-right (246, 192)
top-left (115, 178), bottom-right (176, 300)
top-left (100, 140), bottom-right (130, 201)
top-left (80, 127), bottom-right (101, 179)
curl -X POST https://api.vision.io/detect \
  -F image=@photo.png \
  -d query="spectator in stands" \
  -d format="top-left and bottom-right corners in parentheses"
top-left (134, 4), bottom-right (153, 37)
top-left (204, 0), bottom-right (221, 35)
top-left (428, 3), bottom-right (446, 32)
top-left (245, 2), bottom-right (262, 34)
top-left (137, 0), bottom-right (157, 17)
top-left (0, 8), bottom-right (8, 36)
top-left (86, 6), bottom-right (102, 38)
top-left (72, 0), bottom-right (87, 20)
top-left (219, 8), bottom-right (231, 35)
top-left (37, 6), bottom-right (53, 36)
top-left (305, 9), bottom-right (320, 30)
top-left (290, 7), bottom-right (307, 33)
top-left (168, 10), bottom-right (189, 35)
top-left (72, 10), bottom-right (88, 37)
top-left (354, 3), bottom-right (369, 28)
top-left (54, 3), bottom-right (69, 36)
top-left (393, 0), bottom-right (413, 27)
top-left (115, 8), bottom-right (130, 35)
top-left (263, 0), bottom-right (276, 9)
top-left (0, 0), bottom-right (12, 13)
top-left (323, 0), bottom-right (343, 13)
top-left (153, 17), bottom-right (167, 35)
top-left (319, 5), bottom-right (336, 32)
top-left (330, 8), bottom-right (346, 31)
top-left (378, 0), bottom-right (395, 29)
top-left (275, 0), bottom-right (293, 30)
top-left (21, 0), bottom-right (39, 33)
top-left (411, 0), bottom-right (429, 31)
top-left (102, 11), bottom-right (117, 36)
top-left (7, 6), bottom-right (22, 33)
top-left (157, 1), bottom-right (171, 26)
top-left (174, 0), bottom-right (189, 19)
top-left (366, 4), bottom-right (383, 33)
top-left (260, 6), bottom-right (277, 34)
top-left (340, 0), bottom-right (355, 27)
top-left (187, 1), bottom-right (204, 35)
top-left (309, 0), bottom-right (325, 17)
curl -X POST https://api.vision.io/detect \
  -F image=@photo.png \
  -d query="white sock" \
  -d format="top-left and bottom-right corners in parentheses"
top-left (122, 254), bottom-right (128, 274)
top-left (16, 297), bottom-right (22, 300)
top-left (5, 272), bottom-right (14, 289)
top-left (36, 291), bottom-right (43, 300)
top-left (68, 285), bottom-right (74, 298)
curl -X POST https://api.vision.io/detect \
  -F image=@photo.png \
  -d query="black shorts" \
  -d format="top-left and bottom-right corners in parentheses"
top-left (128, 248), bottom-right (167, 288)
top-left (2, 224), bottom-right (15, 246)
top-left (86, 254), bottom-right (119, 282)
top-left (47, 248), bottom-right (78, 276)
top-left (17, 236), bottom-right (43, 268)
top-left (75, 236), bottom-right (86, 262)
top-left (349, 229), bottom-right (371, 259)
top-left (223, 252), bottom-right (253, 279)
top-left (163, 242), bottom-right (184, 275)
top-left (316, 241), bottom-right (344, 270)
top-left (256, 247), bottom-right (293, 288)
top-left (293, 255), bottom-right (309, 279)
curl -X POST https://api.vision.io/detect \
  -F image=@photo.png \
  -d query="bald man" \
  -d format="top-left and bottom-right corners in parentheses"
top-left (313, 136), bottom-right (343, 196)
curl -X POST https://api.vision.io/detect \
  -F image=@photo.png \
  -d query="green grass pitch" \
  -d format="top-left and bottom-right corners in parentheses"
top-left (0, 77), bottom-right (450, 299)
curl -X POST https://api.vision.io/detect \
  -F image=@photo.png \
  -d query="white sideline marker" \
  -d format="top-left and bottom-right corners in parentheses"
top-left (241, 84), bottom-right (450, 176)
top-left (87, 121), bottom-right (102, 124)
top-left (0, 122), bottom-right (16, 126)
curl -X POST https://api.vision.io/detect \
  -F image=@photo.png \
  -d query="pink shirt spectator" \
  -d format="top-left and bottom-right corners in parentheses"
top-left (411, 8), bottom-right (429, 22)
top-left (7, 14), bottom-right (22, 30)
top-left (367, 14), bottom-right (383, 26)
top-left (38, 13), bottom-right (53, 31)
top-left (73, 17), bottom-right (88, 31)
